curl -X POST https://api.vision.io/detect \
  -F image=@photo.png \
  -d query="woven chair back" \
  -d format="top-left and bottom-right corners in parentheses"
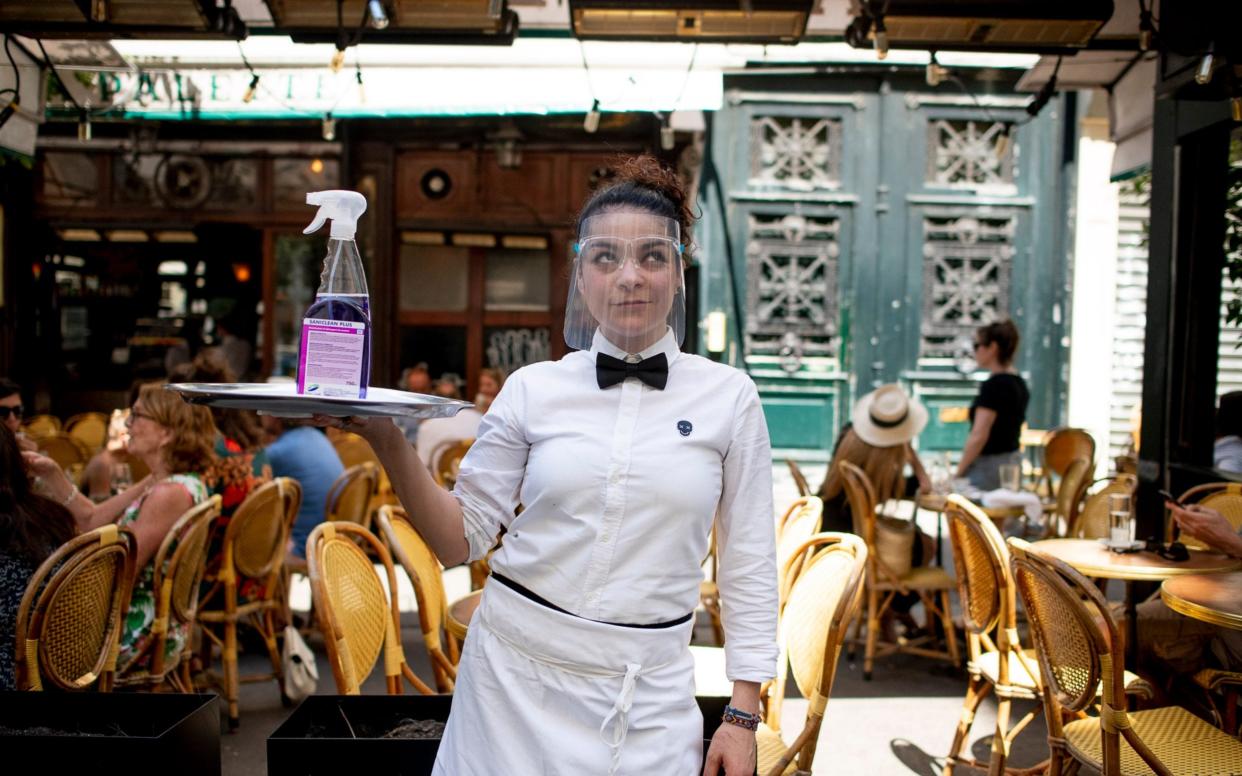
top-left (837, 461), bottom-right (878, 545)
top-left (786, 458), bottom-right (811, 498)
top-left (64, 412), bottom-right (109, 452)
top-left (21, 414), bottom-right (61, 439)
top-left (1043, 428), bottom-right (1096, 478)
top-left (776, 496), bottom-right (815, 535)
top-left (36, 433), bottom-right (91, 471)
top-left (160, 495), bottom-right (221, 626)
top-left (326, 463), bottom-right (380, 527)
top-left (226, 477), bottom-right (301, 581)
top-left (432, 438), bottom-right (473, 488)
top-left (781, 533), bottom-right (868, 702)
top-left (1177, 482), bottom-right (1242, 548)
top-left (376, 506), bottom-right (448, 648)
top-left (308, 522), bottom-right (406, 694)
top-left (15, 525), bottom-right (136, 690)
top-left (1049, 457), bottom-right (1092, 537)
top-left (1008, 538), bottom-right (1118, 713)
top-left (330, 430), bottom-right (378, 470)
top-left (1072, 474), bottom-right (1138, 539)
top-left (945, 495), bottom-right (1011, 636)
top-left (776, 496), bottom-right (823, 604)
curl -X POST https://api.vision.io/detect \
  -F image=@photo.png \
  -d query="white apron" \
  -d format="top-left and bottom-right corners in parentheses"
top-left (433, 579), bottom-right (702, 776)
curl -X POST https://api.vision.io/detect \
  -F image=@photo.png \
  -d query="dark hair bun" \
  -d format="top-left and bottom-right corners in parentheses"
top-left (577, 155), bottom-right (694, 248)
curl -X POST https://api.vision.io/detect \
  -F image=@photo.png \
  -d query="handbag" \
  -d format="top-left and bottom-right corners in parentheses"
top-left (281, 625), bottom-right (319, 702)
top-left (874, 515), bottom-right (915, 578)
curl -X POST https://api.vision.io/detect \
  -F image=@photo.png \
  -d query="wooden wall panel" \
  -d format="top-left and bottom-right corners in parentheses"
top-left (479, 152), bottom-right (560, 222)
top-left (395, 151), bottom-right (477, 220)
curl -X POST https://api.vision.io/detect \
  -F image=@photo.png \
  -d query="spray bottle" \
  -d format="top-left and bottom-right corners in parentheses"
top-left (297, 190), bottom-right (371, 399)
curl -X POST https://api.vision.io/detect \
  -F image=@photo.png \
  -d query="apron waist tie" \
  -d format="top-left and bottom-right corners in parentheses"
top-left (599, 662), bottom-right (642, 776)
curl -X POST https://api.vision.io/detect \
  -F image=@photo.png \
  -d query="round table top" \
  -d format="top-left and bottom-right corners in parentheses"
top-left (1030, 538), bottom-right (1242, 581)
top-left (916, 493), bottom-right (1027, 519)
top-left (446, 589), bottom-right (482, 641)
top-left (1161, 571), bottom-right (1242, 630)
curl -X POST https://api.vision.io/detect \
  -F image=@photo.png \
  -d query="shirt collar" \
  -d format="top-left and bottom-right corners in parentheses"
top-left (590, 327), bottom-right (681, 367)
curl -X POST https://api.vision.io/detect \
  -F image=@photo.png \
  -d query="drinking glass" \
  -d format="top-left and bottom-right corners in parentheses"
top-left (111, 462), bottom-right (133, 495)
top-left (1107, 493), bottom-right (1133, 547)
top-left (998, 463), bottom-right (1021, 492)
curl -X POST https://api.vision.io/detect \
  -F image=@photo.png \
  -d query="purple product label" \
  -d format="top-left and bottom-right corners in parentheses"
top-left (296, 317), bottom-right (366, 398)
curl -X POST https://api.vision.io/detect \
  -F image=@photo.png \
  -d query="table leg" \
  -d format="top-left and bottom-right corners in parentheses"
top-left (1125, 581), bottom-right (1139, 668)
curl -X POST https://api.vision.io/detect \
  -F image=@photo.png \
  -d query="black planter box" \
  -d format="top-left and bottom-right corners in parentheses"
top-left (0, 691), bottom-right (220, 776)
top-left (270, 694), bottom-right (754, 775)
top-left (268, 694), bottom-right (453, 776)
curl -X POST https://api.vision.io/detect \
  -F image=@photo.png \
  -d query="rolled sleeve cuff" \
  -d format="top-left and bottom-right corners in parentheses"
top-left (456, 491), bottom-right (501, 564)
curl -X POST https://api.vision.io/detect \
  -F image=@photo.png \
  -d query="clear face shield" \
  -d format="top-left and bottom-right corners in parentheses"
top-left (564, 213), bottom-right (686, 353)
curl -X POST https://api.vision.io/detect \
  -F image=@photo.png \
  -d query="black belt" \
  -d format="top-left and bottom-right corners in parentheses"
top-left (492, 573), bottom-right (694, 630)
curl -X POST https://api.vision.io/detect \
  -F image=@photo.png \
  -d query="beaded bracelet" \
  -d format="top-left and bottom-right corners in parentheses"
top-left (61, 484), bottom-right (80, 507)
top-left (721, 704), bottom-right (760, 732)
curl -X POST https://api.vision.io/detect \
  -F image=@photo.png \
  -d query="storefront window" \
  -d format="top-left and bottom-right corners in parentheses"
top-left (400, 244), bottom-right (469, 311)
top-left (485, 249), bottom-right (550, 311)
top-left (271, 232), bottom-right (326, 378)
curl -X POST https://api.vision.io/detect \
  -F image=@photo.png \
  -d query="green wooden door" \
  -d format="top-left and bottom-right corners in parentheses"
top-left (697, 71), bottom-right (1069, 461)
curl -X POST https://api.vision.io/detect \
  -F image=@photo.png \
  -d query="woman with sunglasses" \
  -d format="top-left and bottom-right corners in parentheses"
top-left (0, 379), bottom-right (36, 453)
top-left (24, 383), bottom-right (215, 674)
top-left (954, 319), bottom-right (1029, 491)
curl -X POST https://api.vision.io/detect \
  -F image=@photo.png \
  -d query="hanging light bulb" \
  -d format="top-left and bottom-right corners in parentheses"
top-left (330, 48), bottom-right (346, 74)
top-left (78, 111), bottom-right (91, 142)
top-left (994, 125), bottom-right (1012, 160)
top-left (873, 15), bottom-right (889, 60)
top-left (1195, 53), bottom-right (1216, 85)
top-left (659, 113), bottom-right (675, 151)
top-left (925, 53), bottom-right (947, 87)
top-left (584, 99), bottom-right (601, 134)
top-left (243, 73), bottom-right (260, 104)
top-left (322, 113), bottom-right (336, 142)
top-left (1233, 97), bottom-right (1242, 123)
top-left (1138, 8), bottom-right (1153, 52)
top-left (367, 0), bottom-right (389, 30)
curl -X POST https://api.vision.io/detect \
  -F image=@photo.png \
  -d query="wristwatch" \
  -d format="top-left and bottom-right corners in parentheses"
top-left (721, 704), bottom-right (760, 731)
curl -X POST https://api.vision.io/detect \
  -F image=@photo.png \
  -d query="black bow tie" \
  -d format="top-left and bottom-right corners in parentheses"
top-left (596, 352), bottom-right (668, 390)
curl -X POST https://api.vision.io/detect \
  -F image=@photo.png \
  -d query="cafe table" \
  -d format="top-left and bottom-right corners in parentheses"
top-left (1030, 538), bottom-right (1242, 664)
top-left (446, 589), bottom-right (483, 642)
top-left (1160, 571), bottom-right (1242, 631)
top-left (917, 493), bottom-right (1026, 566)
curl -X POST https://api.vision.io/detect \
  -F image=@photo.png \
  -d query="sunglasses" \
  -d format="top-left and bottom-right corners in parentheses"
top-left (0, 405), bottom-right (23, 420)
top-left (125, 408), bottom-right (158, 427)
top-left (1143, 539), bottom-right (1190, 562)
top-left (973, 341), bottom-right (986, 350)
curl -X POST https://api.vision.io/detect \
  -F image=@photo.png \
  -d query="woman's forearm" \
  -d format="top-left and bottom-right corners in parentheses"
top-left (367, 425), bottom-right (471, 566)
top-left (730, 680), bottom-right (761, 714)
top-left (71, 476), bottom-right (154, 532)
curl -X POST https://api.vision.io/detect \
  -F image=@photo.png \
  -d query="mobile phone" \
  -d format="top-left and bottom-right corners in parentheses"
top-left (1158, 489), bottom-right (1183, 506)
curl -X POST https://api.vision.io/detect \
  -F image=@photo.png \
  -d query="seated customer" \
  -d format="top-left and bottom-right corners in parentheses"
top-left (0, 424), bottom-right (77, 690)
top-left (1213, 391), bottom-right (1242, 473)
top-left (0, 378), bottom-right (36, 453)
top-left (1135, 502), bottom-right (1242, 675)
top-left (25, 384), bottom-right (215, 674)
top-left (262, 417), bottom-right (343, 558)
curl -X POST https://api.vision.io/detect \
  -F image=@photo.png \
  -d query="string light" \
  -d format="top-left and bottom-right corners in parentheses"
top-left (355, 60), bottom-right (366, 104)
top-left (1195, 52), bottom-right (1216, 85)
top-left (77, 110), bottom-right (91, 141)
top-left (330, 48), bottom-right (345, 73)
top-left (322, 113), bottom-right (336, 141)
top-left (367, 0), bottom-right (389, 30)
top-left (659, 113), bottom-right (675, 151)
top-left (926, 52), bottom-right (948, 87)
top-left (870, 1), bottom-right (888, 60)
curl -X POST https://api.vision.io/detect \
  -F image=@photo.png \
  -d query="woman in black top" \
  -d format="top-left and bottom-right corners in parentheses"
top-left (955, 319), bottom-right (1029, 491)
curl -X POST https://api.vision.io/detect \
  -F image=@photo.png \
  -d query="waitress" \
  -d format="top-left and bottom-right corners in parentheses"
top-left (955, 319), bottom-right (1029, 491)
top-left (320, 157), bottom-right (777, 776)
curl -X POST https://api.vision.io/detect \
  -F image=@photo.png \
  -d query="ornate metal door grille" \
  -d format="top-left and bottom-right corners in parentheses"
top-left (920, 212), bottom-right (1016, 359)
top-left (745, 213), bottom-right (840, 360)
top-left (749, 116), bottom-right (842, 190)
top-left (926, 119), bottom-right (1016, 188)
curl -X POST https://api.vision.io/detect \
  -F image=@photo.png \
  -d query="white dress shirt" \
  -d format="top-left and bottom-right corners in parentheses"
top-left (454, 328), bottom-right (778, 683)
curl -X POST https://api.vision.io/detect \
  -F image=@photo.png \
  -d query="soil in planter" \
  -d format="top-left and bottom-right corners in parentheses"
top-left (304, 707), bottom-right (445, 740)
top-left (0, 723), bottom-right (131, 737)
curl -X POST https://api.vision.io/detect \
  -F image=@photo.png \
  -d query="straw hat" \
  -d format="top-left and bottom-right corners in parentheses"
top-left (851, 384), bottom-right (928, 448)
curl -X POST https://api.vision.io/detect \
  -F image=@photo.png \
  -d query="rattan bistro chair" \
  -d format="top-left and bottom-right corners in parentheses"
top-left (326, 462), bottom-right (380, 529)
top-left (1009, 538), bottom-right (1242, 775)
top-left (757, 532), bottom-right (868, 776)
top-left (1070, 474), bottom-right (1138, 539)
top-left (36, 433), bottom-right (92, 476)
top-left (197, 478), bottom-right (301, 729)
top-left (64, 412), bottom-right (109, 452)
top-left (20, 413), bottom-right (61, 440)
top-left (14, 525), bottom-right (136, 691)
top-left (839, 461), bottom-right (959, 679)
top-left (785, 458), bottom-right (812, 498)
top-left (1042, 456), bottom-right (1093, 539)
top-left (376, 505), bottom-right (459, 692)
top-left (307, 521), bottom-right (435, 695)
top-left (116, 495), bottom-right (220, 691)
top-left (1041, 427), bottom-right (1096, 497)
top-left (431, 438), bottom-right (473, 489)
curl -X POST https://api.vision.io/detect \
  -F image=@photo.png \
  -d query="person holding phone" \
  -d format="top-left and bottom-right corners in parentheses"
top-left (1132, 500), bottom-right (1242, 676)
